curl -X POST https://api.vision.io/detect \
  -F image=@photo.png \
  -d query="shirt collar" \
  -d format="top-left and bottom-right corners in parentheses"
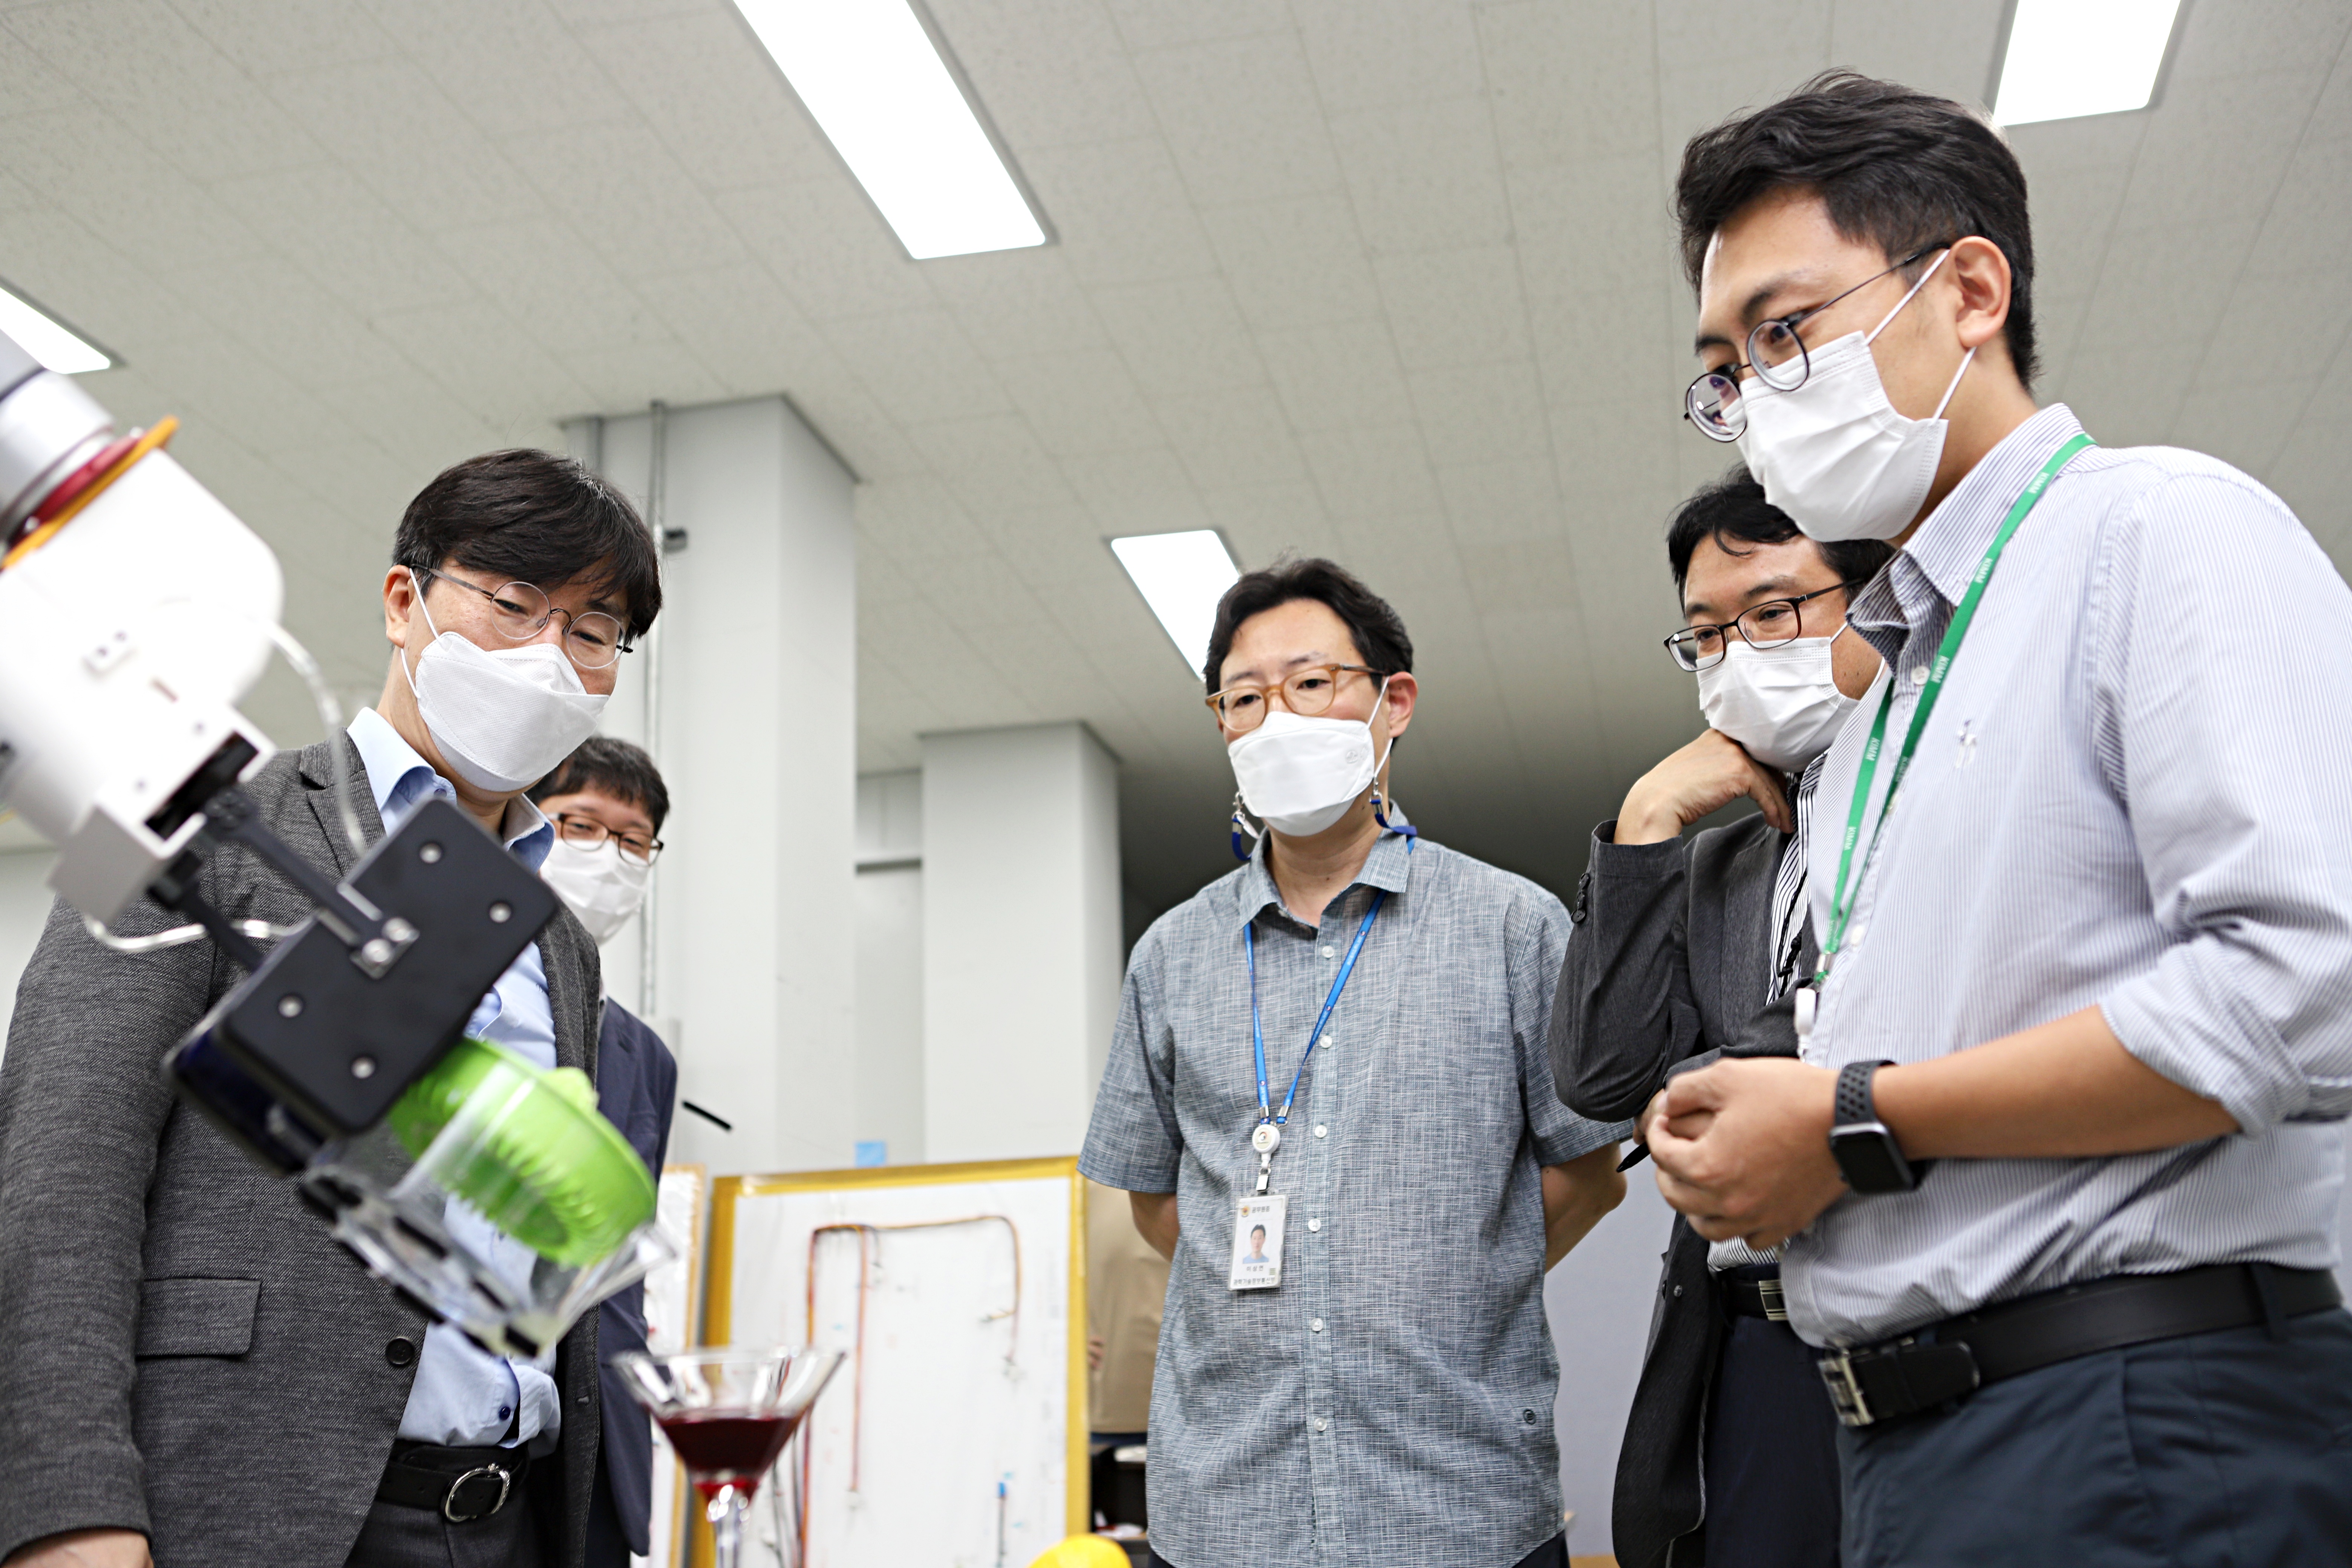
top-left (1896, 403), bottom-right (2086, 609)
top-left (345, 706), bottom-right (555, 870)
top-left (1792, 752), bottom-right (1826, 802)
top-left (1234, 827), bottom-right (1416, 931)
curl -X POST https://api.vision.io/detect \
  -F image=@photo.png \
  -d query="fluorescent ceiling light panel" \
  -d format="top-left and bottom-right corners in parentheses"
top-left (731, 0), bottom-right (1047, 259)
top-left (0, 283), bottom-right (109, 374)
top-left (1994, 0), bottom-right (2182, 126)
top-left (1112, 530), bottom-right (1240, 677)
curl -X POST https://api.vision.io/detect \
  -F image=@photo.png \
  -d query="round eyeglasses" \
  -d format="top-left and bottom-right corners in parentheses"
top-left (1683, 242), bottom-right (1952, 443)
top-left (1664, 581), bottom-right (1864, 672)
top-left (1206, 663), bottom-right (1379, 734)
top-left (417, 568), bottom-right (633, 669)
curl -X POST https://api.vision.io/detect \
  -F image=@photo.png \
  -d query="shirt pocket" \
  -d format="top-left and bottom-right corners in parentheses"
top-left (135, 1277), bottom-right (260, 1358)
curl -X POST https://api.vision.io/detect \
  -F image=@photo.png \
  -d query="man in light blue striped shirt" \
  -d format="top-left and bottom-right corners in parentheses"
top-left (1646, 72), bottom-right (2352, 1566)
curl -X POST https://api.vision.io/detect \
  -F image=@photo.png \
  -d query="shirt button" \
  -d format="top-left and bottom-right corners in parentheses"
top-left (1310, 1317), bottom-right (1325, 1333)
top-left (1320, 945), bottom-right (1336, 959)
top-left (384, 1337), bottom-right (417, 1368)
top-left (1313, 1124), bottom-right (1328, 1138)
top-left (1307, 1217), bottom-right (1321, 1233)
top-left (498, 1404), bottom-right (512, 1421)
top-left (1910, 666), bottom-right (1929, 686)
top-left (1314, 1417), bottom-right (1329, 1433)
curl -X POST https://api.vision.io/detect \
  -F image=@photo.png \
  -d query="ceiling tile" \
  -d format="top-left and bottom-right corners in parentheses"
top-left (1408, 358), bottom-right (1550, 465)
top-left (1298, 421), bottom-right (1439, 521)
top-left (821, 309), bottom-right (1010, 426)
top-left (1101, 0), bottom-right (1292, 53)
top-left (1256, 317), bottom-right (1415, 431)
top-left (1200, 193), bottom-right (1383, 329)
top-left (929, 0), bottom-right (1160, 150)
top-left (574, 7), bottom-right (838, 191)
top-left (1329, 96), bottom-right (1511, 256)
top-left (1021, 138), bottom-right (1223, 285)
top-left (1373, 245), bottom-right (1533, 368)
top-left (1091, 275), bottom-right (1267, 394)
top-left (1153, 384), bottom-right (1307, 489)
top-left (1291, 0), bottom-right (1485, 112)
top-left (1132, 32), bottom-right (1345, 206)
top-left (926, 248), bottom-right (1112, 359)
top-left (993, 348), bottom-right (1166, 455)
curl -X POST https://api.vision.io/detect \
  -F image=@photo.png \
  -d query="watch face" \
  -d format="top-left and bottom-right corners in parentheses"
top-left (1832, 1124), bottom-right (1914, 1194)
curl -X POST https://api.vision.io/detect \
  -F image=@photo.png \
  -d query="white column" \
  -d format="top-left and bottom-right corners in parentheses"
top-left (920, 723), bottom-right (1121, 1164)
top-left (853, 770), bottom-right (926, 1165)
top-left (565, 398), bottom-right (857, 1176)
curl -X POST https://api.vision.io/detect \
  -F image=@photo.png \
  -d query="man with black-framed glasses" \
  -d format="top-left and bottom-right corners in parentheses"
top-left (529, 738), bottom-right (677, 1568)
top-left (1552, 472), bottom-right (1887, 1568)
top-left (1642, 71), bottom-right (2352, 1566)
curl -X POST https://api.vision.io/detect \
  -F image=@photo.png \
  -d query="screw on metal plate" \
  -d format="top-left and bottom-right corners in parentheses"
top-left (277, 994), bottom-right (303, 1018)
top-left (350, 1056), bottom-right (376, 1080)
top-left (419, 843), bottom-right (443, 865)
top-left (488, 902), bottom-right (511, 924)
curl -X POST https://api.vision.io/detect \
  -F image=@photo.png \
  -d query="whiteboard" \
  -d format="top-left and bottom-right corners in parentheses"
top-left (640, 1164), bottom-right (706, 1568)
top-left (707, 1158), bottom-right (1086, 1568)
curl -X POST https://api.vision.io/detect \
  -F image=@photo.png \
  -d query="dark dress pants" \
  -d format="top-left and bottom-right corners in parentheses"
top-left (1152, 1533), bottom-right (1566, 1567)
top-left (1839, 1307), bottom-right (2352, 1567)
top-left (1703, 1313), bottom-right (1842, 1568)
top-left (343, 1491), bottom-right (544, 1568)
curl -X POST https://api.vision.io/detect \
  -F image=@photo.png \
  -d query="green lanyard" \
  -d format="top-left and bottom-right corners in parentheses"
top-left (1815, 432), bottom-right (2096, 985)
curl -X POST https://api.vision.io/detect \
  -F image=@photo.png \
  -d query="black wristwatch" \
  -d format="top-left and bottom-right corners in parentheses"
top-left (1829, 1060), bottom-right (1920, 1194)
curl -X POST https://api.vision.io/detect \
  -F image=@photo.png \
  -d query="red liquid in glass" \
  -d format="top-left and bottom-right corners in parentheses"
top-left (658, 1409), bottom-right (807, 1501)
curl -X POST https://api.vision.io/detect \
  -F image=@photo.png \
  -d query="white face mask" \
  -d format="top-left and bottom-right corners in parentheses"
top-left (539, 835), bottom-right (650, 945)
top-left (399, 576), bottom-right (609, 794)
top-left (1226, 680), bottom-right (1392, 838)
top-left (1736, 249), bottom-right (1975, 542)
top-left (1696, 625), bottom-right (1860, 773)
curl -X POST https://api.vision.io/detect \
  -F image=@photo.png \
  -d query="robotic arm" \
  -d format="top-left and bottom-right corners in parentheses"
top-left (0, 331), bottom-right (665, 1358)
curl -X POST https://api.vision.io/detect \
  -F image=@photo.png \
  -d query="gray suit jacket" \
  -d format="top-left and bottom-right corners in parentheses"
top-left (0, 738), bottom-right (605, 1568)
top-left (1548, 814), bottom-right (1810, 1568)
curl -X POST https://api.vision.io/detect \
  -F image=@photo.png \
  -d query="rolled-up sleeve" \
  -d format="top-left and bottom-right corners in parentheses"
top-left (2096, 471), bottom-right (2352, 1129)
top-left (1509, 885), bottom-right (1635, 1165)
top-left (1080, 923), bottom-right (1184, 1192)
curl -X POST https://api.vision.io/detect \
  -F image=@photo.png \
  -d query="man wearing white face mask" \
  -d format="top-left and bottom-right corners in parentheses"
top-left (1647, 73), bottom-right (2352, 1564)
top-left (1551, 472), bottom-right (1887, 1568)
top-left (0, 448), bottom-right (658, 1568)
top-left (1081, 557), bottom-right (1631, 1568)
top-left (527, 738), bottom-right (677, 1568)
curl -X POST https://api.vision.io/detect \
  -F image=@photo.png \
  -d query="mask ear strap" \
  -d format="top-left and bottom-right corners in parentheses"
top-left (397, 567), bottom-right (438, 697)
top-left (1367, 674), bottom-right (1415, 839)
top-left (1866, 247), bottom-right (1954, 345)
top-left (1230, 792), bottom-right (1262, 861)
top-left (1931, 345), bottom-right (1976, 420)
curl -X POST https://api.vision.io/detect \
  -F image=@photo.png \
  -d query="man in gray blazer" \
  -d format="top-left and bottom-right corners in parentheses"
top-left (0, 449), bottom-right (662, 1568)
top-left (1551, 472), bottom-right (1885, 1568)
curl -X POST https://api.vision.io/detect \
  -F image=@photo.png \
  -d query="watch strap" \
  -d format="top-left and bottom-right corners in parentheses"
top-left (1835, 1060), bottom-right (1893, 1130)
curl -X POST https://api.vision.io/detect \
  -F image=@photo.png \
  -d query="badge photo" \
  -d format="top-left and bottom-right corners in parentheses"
top-left (1228, 1193), bottom-right (1288, 1291)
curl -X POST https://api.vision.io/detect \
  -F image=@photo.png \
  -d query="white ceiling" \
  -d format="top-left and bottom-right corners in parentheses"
top-left (4, 0), bottom-right (2349, 911)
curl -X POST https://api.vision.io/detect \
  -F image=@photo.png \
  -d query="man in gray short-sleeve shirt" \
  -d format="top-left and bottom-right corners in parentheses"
top-left (1080, 557), bottom-right (1629, 1568)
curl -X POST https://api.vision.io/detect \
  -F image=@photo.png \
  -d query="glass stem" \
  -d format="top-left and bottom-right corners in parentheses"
top-left (709, 1483), bottom-right (744, 1568)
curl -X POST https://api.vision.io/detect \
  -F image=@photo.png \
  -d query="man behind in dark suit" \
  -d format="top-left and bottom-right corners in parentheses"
top-left (530, 738), bottom-right (680, 1568)
top-left (0, 450), bottom-right (662, 1568)
top-left (1551, 473), bottom-right (1886, 1568)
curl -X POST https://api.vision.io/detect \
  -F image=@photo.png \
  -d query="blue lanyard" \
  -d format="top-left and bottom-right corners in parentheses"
top-left (1246, 888), bottom-right (1386, 1128)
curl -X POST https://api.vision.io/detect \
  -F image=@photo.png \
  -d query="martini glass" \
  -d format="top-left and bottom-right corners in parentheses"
top-left (612, 1345), bottom-right (842, 1568)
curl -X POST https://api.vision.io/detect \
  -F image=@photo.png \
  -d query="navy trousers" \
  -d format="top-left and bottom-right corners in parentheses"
top-left (1704, 1313), bottom-right (1842, 1568)
top-left (1839, 1306), bottom-right (2352, 1567)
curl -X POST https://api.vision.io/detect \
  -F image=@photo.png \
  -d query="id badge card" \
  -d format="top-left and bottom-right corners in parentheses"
top-left (1228, 1193), bottom-right (1287, 1291)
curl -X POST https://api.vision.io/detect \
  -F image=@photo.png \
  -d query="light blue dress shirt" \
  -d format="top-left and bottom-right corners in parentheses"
top-left (346, 707), bottom-right (564, 1450)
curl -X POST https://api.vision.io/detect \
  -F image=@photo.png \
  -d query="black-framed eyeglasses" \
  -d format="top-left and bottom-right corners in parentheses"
top-left (1664, 581), bottom-right (1864, 672)
top-left (416, 567), bottom-right (635, 669)
top-left (553, 812), bottom-right (663, 865)
top-left (1683, 242), bottom-right (1954, 444)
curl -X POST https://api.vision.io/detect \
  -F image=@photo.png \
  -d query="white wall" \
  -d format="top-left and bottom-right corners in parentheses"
top-left (921, 723), bottom-right (1121, 1164)
top-left (853, 770), bottom-right (925, 1165)
top-left (569, 397), bottom-right (858, 1177)
top-left (0, 848), bottom-right (58, 1070)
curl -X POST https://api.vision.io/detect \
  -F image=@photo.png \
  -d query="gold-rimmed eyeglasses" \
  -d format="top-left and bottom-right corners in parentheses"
top-left (553, 812), bottom-right (663, 865)
top-left (416, 568), bottom-right (634, 670)
top-left (1206, 663), bottom-right (1380, 733)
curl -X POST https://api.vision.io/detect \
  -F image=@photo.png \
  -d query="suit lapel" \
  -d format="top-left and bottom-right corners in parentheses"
top-left (297, 737), bottom-right (384, 876)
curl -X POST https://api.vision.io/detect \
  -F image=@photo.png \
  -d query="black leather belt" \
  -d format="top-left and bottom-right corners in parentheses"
top-left (1718, 1262), bottom-right (1789, 1322)
top-left (1819, 1262), bottom-right (2342, 1429)
top-left (376, 1439), bottom-right (528, 1523)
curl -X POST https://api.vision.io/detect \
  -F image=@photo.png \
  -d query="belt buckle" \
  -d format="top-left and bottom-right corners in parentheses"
top-left (1757, 1277), bottom-right (1789, 1322)
top-left (443, 1464), bottom-right (512, 1524)
top-left (1818, 1348), bottom-right (1876, 1428)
